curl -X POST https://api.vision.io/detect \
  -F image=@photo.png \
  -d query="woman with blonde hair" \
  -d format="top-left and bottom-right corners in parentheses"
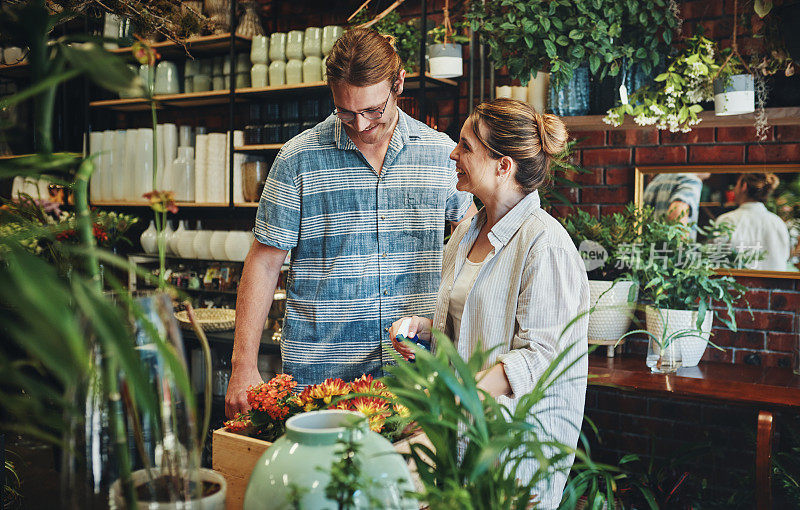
top-left (716, 172), bottom-right (791, 271)
top-left (390, 98), bottom-right (589, 509)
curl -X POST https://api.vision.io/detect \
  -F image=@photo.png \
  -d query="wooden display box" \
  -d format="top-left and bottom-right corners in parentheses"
top-left (212, 427), bottom-right (429, 510)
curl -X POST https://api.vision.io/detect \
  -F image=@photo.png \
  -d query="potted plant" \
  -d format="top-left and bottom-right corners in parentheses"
top-left (560, 204), bottom-right (653, 357)
top-left (348, 9), bottom-right (421, 72)
top-left (618, 219), bottom-right (748, 371)
top-left (604, 34), bottom-right (719, 132)
top-left (713, 51), bottom-right (755, 116)
top-left (466, 0), bottom-right (679, 89)
top-left (0, 3), bottom-right (223, 508)
top-left (426, 2), bottom-right (469, 79)
top-left (215, 374), bottom-right (418, 508)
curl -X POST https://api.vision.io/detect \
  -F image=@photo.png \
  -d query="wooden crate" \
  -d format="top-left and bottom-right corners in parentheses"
top-left (212, 427), bottom-right (430, 510)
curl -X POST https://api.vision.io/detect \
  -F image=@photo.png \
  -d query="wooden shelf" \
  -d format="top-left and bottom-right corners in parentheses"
top-left (235, 144), bottom-right (283, 151)
top-left (110, 33), bottom-right (251, 58)
top-left (0, 153), bottom-right (33, 160)
top-left (89, 73), bottom-right (457, 111)
top-left (91, 201), bottom-right (231, 208)
top-left (0, 60), bottom-right (29, 77)
top-left (235, 202), bottom-right (260, 207)
top-left (700, 201), bottom-right (737, 207)
top-left (589, 354), bottom-right (800, 407)
top-left (565, 107), bottom-right (800, 131)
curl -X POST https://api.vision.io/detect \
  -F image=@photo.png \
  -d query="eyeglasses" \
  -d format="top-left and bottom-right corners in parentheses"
top-left (334, 91), bottom-right (392, 122)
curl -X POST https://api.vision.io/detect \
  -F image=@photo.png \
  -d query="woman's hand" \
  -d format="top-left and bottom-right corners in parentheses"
top-left (389, 315), bottom-right (432, 361)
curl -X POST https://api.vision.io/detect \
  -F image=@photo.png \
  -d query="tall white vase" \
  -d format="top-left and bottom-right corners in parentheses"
top-left (123, 129), bottom-right (138, 201)
top-left (195, 134), bottom-right (209, 203)
top-left (172, 146), bottom-right (196, 202)
top-left (88, 131), bottom-right (103, 203)
top-left (135, 128), bottom-right (155, 202)
top-left (111, 130), bottom-right (127, 200)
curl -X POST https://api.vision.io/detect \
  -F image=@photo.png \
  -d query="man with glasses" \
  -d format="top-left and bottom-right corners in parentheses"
top-left (226, 28), bottom-right (476, 417)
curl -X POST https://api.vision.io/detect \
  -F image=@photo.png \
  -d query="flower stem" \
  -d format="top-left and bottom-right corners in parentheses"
top-left (74, 158), bottom-right (101, 290)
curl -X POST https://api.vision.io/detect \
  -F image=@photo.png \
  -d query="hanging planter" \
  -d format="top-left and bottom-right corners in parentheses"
top-left (428, 42), bottom-right (462, 78)
top-left (713, 74), bottom-right (755, 115)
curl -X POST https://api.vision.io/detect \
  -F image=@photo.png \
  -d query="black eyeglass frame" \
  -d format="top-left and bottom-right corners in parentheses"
top-left (333, 91), bottom-right (392, 122)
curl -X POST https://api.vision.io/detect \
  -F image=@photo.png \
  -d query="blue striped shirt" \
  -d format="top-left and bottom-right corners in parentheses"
top-left (254, 109), bottom-right (473, 387)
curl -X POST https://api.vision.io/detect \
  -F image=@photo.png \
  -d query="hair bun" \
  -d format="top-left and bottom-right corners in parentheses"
top-left (534, 113), bottom-right (568, 157)
top-left (766, 172), bottom-right (780, 192)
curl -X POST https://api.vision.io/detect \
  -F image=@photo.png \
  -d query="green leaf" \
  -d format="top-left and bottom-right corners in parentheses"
top-left (568, 29), bottom-right (584, 40)
top-left (664, 29), bottom-right (672, 45)
top-left (589, 54), bottom-right (601, 74)
top-left (635, 47), bottom-right (647, 59)
top-left (654, 72), bottom-right (669, 82)
top-left (60, 42), bottom-right (144, 97)
top-left (556, 35), bottom-right (569, 46)
top-left (544, 39), bottom-right (557, 58)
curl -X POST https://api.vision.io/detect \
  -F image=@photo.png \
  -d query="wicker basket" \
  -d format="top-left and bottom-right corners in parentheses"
top-left (174, 308), bottom-right (236, 332)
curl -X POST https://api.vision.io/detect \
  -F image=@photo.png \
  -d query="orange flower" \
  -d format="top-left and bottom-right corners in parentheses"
top-left (224, 413), bottom-right (253, 433)
top-left (132, 38), bottom-right (160, 66)
top-left (350, 396), bottom-right (390, 433)
top-left (309, 378), bottom-right (350, 404)
top-left (143, 190), bottom-right (178, 214)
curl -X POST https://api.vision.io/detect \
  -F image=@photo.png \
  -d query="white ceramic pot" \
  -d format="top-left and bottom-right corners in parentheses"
top-left (172, 146), bottom-right (196, 202)
top-left (321, 25), bottom-right (343, 56)
top-left (170, 221), bottom-right (186, 255)
top-left (645, 306), bottom-right (713, 368)
top-left (269, 32), bottom-right (286, 62)
top-left (123, 129), bottom-right (138, 200)
top-left (111, 130), bottom-right (127, 201)
top-left (286, 59), bottom-right (303, 85)
top-left (495, 85), bottom-right (512, 99)
top-left (193, 230), bottom-right (213, 260)
top-left (587, 280), bottom-right (638, 341)
top-left (250, 35), bottom-right (269, 64)
top-left (713, 74), bottom-right (755, 116)
top-left (303, 27), bottom-right (322, 58)
top-left (177, 223), bottom-right (197, 259)
top-left (527, 71), bottom-right (550, 113)
top-left (428, 43), bottom-right (462, 79)
top-left (251, 63), bottom-right (268, 88)
top-left (209, 230), bottom-right (229, 260)
top-left (110, 467), bottom-right (226, 509)
top-left (224, 231), bottom-right (254, 262)
top-left (140, 220), bottom-right (158, 254)
top-left (135, 128), bottom-right (154, 201)
top-left (302, 56), bottom-right (322, 83)
top-left (286, 30), bottom-right (304, 60)
top-left (162, 221), bottom-right (176, 255)
top-left (268, 60), bottom-right (286, 86)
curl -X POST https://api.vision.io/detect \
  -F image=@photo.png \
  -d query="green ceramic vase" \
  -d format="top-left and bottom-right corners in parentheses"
top-left (243, 410), bottom-right (416, 510)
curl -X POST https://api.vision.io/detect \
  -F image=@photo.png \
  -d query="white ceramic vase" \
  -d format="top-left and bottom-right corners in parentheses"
top-left (193, 229), bottom-right (213, 260)
top-left (169, 220), bottom-right (186, 255)
top-left (172, 146), bottom-right (196, 202)
top-left (224, 231), bottom-right (254, 262)
top-left (209, 230), bottom-right (229, 260)
top-left (110, 467), bottom-right (226, 510)
top-left (177, 222), bottom-right (197, 259)
top-left (140, 220), bottom-right (158, 254)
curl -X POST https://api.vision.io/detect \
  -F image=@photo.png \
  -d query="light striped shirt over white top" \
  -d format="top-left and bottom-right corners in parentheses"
top-left (254, 109), bottom-right (473, 388)
top-left (433, 190), bottom-right (589, 509)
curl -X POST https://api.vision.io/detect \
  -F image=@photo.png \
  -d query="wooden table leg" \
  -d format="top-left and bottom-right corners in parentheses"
top-left (756, 410), bottom-right (774, 510)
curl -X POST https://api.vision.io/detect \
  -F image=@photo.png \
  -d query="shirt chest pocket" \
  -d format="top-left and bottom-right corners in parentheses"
top-left (403, 191), bottom-right (444, 231)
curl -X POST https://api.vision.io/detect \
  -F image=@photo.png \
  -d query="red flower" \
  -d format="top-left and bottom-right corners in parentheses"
top-left (224, 413), bottom-right (253, 434)
top-left (93, 223), bottom-right (108, 242)
top-left (132, 38), bottom-right (160, 67)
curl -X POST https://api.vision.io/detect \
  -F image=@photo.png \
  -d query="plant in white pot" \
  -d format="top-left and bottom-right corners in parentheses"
top-left (619, 219), bottom-right (748, 372)
top-left (713, 52), bottom-right (755, 116)
top-left (426, 3), bottom-right (468, 79)
top-left (560, 204), bottom-right (654, 357)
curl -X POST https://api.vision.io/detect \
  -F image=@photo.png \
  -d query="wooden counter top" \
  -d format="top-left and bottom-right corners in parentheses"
top-left (588, 354), bottom-right (800, 407)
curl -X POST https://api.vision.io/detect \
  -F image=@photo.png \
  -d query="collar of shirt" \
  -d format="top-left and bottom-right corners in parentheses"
top-left (455, 190), bottom-right (541, 268)
top-left (738, 201), bottom-right (768, 212)
top-left (324, 106), bottom-right (419, 151)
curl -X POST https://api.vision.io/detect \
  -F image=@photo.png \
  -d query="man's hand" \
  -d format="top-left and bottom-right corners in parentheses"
top-left (225, 364), bottom-right (264, 419)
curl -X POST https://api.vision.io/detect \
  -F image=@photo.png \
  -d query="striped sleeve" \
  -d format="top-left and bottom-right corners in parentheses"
top-left (498, 245), bottom-right (588, 398)
top-left (254, 153), bottom-right (301, 250)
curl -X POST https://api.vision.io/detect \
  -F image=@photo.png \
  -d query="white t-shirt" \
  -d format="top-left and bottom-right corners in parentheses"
top-left (717, 201), bottom-right (791, 271)
top-left (447, 257), bottom-right (485, 344)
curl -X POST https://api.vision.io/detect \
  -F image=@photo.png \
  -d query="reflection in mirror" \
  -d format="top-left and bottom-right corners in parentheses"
top-left (635, 165), bottom-right (800, 275)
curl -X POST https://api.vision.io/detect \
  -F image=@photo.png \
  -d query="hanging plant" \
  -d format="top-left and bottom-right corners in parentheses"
top-left (466, 0), bottom-right (679, 89)
top-left (604, 35), bottom-right (720, 132)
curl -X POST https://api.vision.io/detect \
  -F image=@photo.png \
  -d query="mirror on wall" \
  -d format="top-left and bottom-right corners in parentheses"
top-left (634, 165), bottom-right (800, 277)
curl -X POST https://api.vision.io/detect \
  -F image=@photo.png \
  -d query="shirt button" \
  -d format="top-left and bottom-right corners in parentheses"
top-left (438, 322), bottom-right (444, 328)
top-left (381, 215), bottom-right (386, 220)
top-left (382, 253), bottom-right (387, 258)
top-left (384, 327), bottom-right (389, 332)
top-left (383, 290), bottom-right (388, 295)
